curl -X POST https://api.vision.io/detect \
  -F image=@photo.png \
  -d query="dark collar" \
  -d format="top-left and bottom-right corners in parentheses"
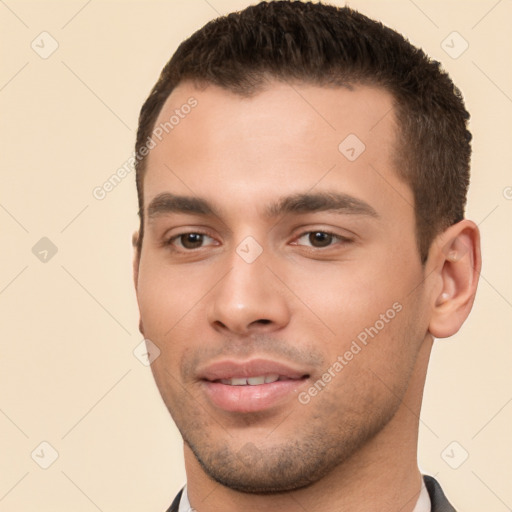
top-left (166, 476), bottom-right (456, 512)
top-left (424, 475), bottom-right (457, 511)
top-left (165, 488), bottom-right (182, 512)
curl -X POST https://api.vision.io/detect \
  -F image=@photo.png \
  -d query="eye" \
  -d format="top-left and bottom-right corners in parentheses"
top-left (294, 231), bottom-right (348, 248)
top-left (168, 232), bottom-right (217, 250)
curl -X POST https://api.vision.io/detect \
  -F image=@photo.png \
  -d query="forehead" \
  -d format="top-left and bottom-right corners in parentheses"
top-left (150, 79), bottom-right (396, 159)
top-left (142, 80), bottom-right (411, 220)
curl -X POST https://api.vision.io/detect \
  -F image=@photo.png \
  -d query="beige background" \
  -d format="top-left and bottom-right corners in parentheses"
top-left (1, 0), bottom-right (511, 510)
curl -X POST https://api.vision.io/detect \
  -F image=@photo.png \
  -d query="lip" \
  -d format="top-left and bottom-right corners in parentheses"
top-left (199, 358), bottom-right (308, 381)
top-left (198, 358), bottom-right (310, 413)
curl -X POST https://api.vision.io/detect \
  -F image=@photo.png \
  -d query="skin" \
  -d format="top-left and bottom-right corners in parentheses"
top-left (133, 81), bottom-right (481, 512)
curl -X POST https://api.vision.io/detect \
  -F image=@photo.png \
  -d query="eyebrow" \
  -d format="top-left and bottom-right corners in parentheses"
top-left (265, 191), bottom-right (378, 218)
top-left (146, 191), bottom-right (378, 220)
top-left (147, 193), bottom-right (215, 219)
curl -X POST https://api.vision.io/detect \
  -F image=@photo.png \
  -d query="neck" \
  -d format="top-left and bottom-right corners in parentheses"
top-left (184, 337), bottom-right (433, 512)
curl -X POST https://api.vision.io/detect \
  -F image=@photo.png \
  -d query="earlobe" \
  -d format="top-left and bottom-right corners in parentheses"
top-left (428, 220), bottom-right (481, 339)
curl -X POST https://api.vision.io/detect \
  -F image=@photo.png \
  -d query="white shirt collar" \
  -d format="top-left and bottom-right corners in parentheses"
top-left (179, 479), bottom-right (431, 512)
top-left (412, 479), bottom-right (432, 512)
top-left (178, 485), bottom-right (194, 512)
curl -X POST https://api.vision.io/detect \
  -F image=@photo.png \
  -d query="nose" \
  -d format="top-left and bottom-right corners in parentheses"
top-left (207, 249), bottom-right (291, 336)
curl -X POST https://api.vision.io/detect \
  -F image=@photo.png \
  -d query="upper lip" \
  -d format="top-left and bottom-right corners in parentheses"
top-left (198, 358), bottom-right (310, 381)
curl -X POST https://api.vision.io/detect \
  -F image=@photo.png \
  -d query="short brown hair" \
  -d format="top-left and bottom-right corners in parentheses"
top-left (135, 0), bottom-right (472, 262)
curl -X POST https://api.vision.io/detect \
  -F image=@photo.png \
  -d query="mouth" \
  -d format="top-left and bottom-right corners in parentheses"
top-left (216, 374), bottom-right (305, 386)
top-left (198, 359), bottom-right (310, 413)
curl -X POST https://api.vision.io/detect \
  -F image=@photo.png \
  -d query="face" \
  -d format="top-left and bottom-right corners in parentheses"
top-left (134, 81), bottom-right (431, 492)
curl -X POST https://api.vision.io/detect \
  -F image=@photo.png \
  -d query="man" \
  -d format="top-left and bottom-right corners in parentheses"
top-left (132, 1), bottom-right (481, 510)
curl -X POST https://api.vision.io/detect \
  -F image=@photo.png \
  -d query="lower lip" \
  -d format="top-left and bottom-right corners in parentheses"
top-left (202, 379), bottom-right (307, 413)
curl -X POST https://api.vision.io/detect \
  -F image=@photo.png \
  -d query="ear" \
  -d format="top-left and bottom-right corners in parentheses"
top-left (132, 230), bottom-right (140, 290)
top-left (427, 220), bottom-right (481, 338)
top-left (132, 230), bottom-right (144, 336)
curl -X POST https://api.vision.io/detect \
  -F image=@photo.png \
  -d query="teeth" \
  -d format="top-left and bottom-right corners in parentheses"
top-left (247, 376), bottom-right (265, 385)
top-left (230, 377), bottom-right (247, 386)
top-left (219, 374), bottom-right (281, 386)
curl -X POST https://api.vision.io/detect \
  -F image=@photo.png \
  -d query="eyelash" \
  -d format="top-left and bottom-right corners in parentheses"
top-left (293, 230), bottom-right (352, 248)
top-left (166, 231), bottom-right (217, 250)
top-left (165, 230), bottom-right (352, 251)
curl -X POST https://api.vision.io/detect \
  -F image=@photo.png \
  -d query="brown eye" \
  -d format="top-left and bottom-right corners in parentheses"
top-left (180, 233), bottom-right (204, 249)
top-left (308, 232), bottom-right (333, 247)
top-left (169, 232), bottom-right (215, 250)
top-left (294, 230), bottom-right (349, 249)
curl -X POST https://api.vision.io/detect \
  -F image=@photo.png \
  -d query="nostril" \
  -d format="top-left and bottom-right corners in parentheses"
top-left (213, 320), bottom-right (228, 330)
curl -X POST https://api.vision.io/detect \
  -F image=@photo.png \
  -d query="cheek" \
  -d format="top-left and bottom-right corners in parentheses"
top-left (136, 256), bottom-right (204, 337)
top-left (288, 259), bottom-right (413, 340)
top-left (298, 299), bottom-right (423, 430)
top-left (136, 258), bottom-right (198, 407)
top-left (286, 252), bottom-right (426, 382)
top-left (136, 256), bottom-right (216, 386)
